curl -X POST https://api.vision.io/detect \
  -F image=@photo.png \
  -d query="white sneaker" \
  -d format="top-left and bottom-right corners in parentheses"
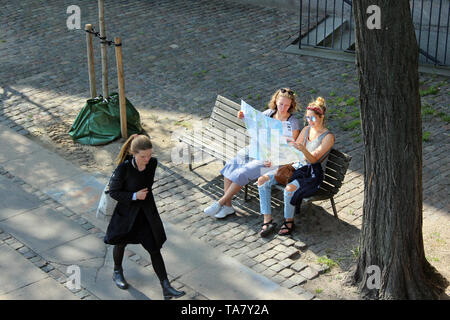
top-left (204, 201), bottom-right (222, 216)
top-left (214, 205), bottom-right (235, 219)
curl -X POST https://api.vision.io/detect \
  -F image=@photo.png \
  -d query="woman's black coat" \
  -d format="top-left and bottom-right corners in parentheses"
top-left (104, 157), bottom-right (167, 248)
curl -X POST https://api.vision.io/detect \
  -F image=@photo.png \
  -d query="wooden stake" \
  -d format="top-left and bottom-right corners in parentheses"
top-left (114, 37), bottom-right (127, 139)
top-left (85, 24), bottom-right (96, 98)
top-left (98, 0), bottom-right (109, 98)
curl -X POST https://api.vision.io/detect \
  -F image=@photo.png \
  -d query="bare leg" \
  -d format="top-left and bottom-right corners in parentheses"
top-left (224, 177), bottom-right (232, 194)
top-left (218, 182), bottom-right (241, 207)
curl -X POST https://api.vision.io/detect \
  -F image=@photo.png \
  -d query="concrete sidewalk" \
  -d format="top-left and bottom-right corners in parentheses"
top-left (0, 122), bottom-right (312, 300)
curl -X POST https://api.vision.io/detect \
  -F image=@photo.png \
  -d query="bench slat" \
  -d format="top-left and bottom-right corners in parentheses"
top-left (179, 135), bottom-right (230, 162)
top-left (327, 153), bottom-right (349, 168)
top-left (210, 104), bottom-right (247, 130)
top-left (324, 167), bottom-right (345, 181)
top-left (325, 161), bottom-right (347, 175)
top-left (203, 126), bottom-right (250, 153)
top-left (217, 95), bottom-right (242, 111)
top-left (209, 116), bottom-right (250, 140)
top-left (323, 173), bottom-right (342, 188)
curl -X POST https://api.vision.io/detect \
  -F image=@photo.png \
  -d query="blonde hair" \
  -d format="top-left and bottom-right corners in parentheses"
top-left (306, 97), bottom-right (327, 125)
top-left (115, 134), bottom-right (153, 165)
top-left (268, 88), bottom-right (298, 114)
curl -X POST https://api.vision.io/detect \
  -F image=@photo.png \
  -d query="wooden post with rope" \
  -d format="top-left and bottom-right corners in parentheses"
top-left (98, 0), bottom-right (109, 98)
top-left (85, 24), bottom-right (96, 98)
top-left (114, 37), bottom-right (127, 139)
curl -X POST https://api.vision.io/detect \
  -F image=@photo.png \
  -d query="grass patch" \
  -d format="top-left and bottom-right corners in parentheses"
top-left (317, 255), bottom-right (339, 269)
top-left (421, 104), bottom-right (436, 116)
top-left (346, 97), bottom-right (357, 106)
top-left (420, 85), bottom-right (440, 96)
top-left (330, 91), bottom-right (336, 97)
top-left (334, 96), bottom-right (345, 105)
top-left (174, 120), bottom-right (192, 129)
top-left (436, 112), bottom-right (450, 123)
top-left (351, 247), bottom-right (360, 259)
top-left (351, 110), bottom-right (360, 118)
top-left (342, 119), bottom-right (361, 131)
top-left (441, 114), bottom-right (450, 123)
top-left (422, 131), bottom-right (431, 142)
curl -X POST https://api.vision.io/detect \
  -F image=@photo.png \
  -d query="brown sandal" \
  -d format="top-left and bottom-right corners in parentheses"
top-left (278, 220), bottom-right (295, 236)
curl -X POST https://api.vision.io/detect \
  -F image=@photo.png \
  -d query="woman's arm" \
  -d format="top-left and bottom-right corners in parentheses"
top-left (291, 133), bottom-right (335, 164)
top-left (148, 158), bottom-right (157, 188)
top-left (292, 129), bottom-right (300, 141)
top-left (108, 164), bottom-right (134, 203)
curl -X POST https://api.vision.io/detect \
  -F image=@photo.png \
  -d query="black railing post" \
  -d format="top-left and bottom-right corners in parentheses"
top-left (299, 0), bottom-right (303, 49)
top-left (444, 2), bottom-right (449, 64)
top-left (426, 0), bottom-right (433, 63)
top-left (340, 0), bottom-right (344, 50)
top-left (316, 0), bottom-right (319, 46)
top-left (331, 0), bottom-right (336, 48)
top-left (324, 0), bottom-right (328, 44)
top-left (348, 0), bottom-right (353, 50)
top-left (308, 0), bottom-right (311, 45)
top-left (435, 0), bottom-right (443, 63)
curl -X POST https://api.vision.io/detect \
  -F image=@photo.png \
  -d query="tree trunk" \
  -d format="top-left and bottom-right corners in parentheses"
top-left (351, 0), bottom-right (448, 299)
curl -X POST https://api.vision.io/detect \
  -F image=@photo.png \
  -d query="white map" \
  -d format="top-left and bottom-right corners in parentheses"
top-left (241, 100), bottom-right (304, 165)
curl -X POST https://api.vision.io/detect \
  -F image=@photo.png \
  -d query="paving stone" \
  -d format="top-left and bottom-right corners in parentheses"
top-left (291, 261), bottom-right (308, 272)
top-left (262, 258), bottom-right (278, 268)
top-left (310, 263), bottom-right (330, 274)
top-left (269, 263), bottom-right (285, 273)
top-left (300, 267), bottom-right (320, 280)
top-left (280, 268), bottom-right (295, 278)
top-left (281, 279), bottom-right (297, 289)
top-left (273, 251), bottom-right (290, 261)
top-left (290, 274), bottom-right (308, 286)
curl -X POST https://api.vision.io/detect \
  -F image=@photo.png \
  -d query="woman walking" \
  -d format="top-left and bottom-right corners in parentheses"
top-left (104, 134), bottom-right (185, 299)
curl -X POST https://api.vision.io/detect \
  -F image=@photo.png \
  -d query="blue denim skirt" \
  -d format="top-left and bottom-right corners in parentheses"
top-left (220, 147), bottom-right (274, 186)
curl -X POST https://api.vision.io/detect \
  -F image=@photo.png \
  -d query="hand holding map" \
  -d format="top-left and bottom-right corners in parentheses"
top-left (241, 100), bottom-right (305, 165)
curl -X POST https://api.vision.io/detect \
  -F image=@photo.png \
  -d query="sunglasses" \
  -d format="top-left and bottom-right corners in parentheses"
top-left (306, 115), bottom-right (317, 122)
top-left (280, 88), bottom-right (294, 95)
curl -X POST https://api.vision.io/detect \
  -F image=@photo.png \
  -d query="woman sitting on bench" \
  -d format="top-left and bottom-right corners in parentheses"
top-left (257, 96), bottom-right (335, 237)
top-left (203, 88), bottom-right (301, 219)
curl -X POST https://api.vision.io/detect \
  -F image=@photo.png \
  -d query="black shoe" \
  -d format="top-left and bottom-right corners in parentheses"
top-left (113, 268), bottom-right (129, 290)
top-left (161, 279), bottom-right (185, 300)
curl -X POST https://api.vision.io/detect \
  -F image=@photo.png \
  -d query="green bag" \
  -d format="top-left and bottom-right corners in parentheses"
top-left (69, 92), bottom-right (143, 145)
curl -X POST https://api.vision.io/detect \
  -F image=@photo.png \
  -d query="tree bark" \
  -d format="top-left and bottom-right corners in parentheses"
top-left (351, 0), bottom-right (448, 299)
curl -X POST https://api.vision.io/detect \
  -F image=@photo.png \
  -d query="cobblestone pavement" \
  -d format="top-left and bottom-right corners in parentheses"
top-left (1, 0), bottom-right (449, 298)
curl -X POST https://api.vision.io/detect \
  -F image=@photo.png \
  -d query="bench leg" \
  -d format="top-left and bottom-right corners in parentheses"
top-left (295, 202), bottom-right (301, 216)
top-left (244, 184), bottom-right (250, 201)
top-left (330, 197), bottom-right (338, 219)
top-left (187, 144), bottom-right (193, 171)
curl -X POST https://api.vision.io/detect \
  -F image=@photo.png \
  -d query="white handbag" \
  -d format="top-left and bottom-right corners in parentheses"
top-left (96, 183), bottom-right (117, 222)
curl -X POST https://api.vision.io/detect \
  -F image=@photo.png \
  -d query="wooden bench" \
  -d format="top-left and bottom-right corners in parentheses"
top-left (179, 95), bottom-right (352, 219)
top-left (179, 95), bottom-right (251, 170)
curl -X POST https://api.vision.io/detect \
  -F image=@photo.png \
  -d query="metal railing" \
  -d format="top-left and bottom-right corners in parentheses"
top-left (298, 0), bottom-right (450, 66)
